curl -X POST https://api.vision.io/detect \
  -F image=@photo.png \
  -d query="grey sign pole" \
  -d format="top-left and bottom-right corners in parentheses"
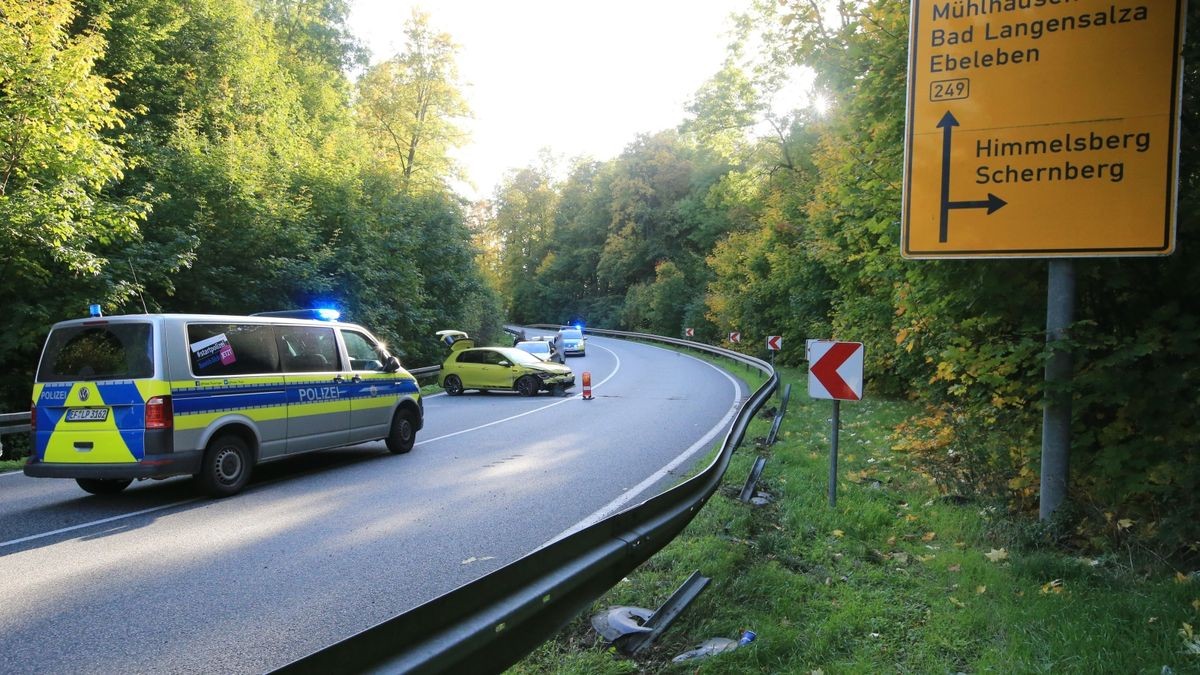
top-left (1039, 259), bottom-right (1075, 520)
top-left (770, 349), bottom-right (777, 399)
top-left (828, 399), bottom-right (840, 507)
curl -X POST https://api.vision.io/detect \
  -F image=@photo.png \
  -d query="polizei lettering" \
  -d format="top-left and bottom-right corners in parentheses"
top-left (298, 386), bottom-right (341, 402)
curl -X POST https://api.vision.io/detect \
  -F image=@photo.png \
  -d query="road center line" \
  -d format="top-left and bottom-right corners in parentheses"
top-left (538, 350), bottom-right (744, 549)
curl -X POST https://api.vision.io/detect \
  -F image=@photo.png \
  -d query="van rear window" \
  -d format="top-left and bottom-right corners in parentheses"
top-left (38, 323), bottom-right (154, 382)
top-left (187, 323), bottom-right (280, 376)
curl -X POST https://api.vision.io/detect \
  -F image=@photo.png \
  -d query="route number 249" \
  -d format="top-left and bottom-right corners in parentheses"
top-left (930, 78), bottom-right (969, 102)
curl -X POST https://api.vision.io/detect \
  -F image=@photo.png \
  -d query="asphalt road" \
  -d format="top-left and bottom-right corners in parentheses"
top-left (0, 335), bottom-right (746, 674)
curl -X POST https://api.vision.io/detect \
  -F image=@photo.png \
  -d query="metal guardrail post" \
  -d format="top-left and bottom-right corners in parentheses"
top-left (765, 383), bottom-right (792, 446)
top-left (738, 456), bottom-right (768, 503)
top-left (618, 571), bottom-right (710, 656)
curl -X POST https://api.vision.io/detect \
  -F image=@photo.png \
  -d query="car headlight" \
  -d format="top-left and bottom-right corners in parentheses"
top-left (535, 372), bottom-right (554, 380)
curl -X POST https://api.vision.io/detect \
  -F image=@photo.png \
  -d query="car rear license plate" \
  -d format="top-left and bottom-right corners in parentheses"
top-left (66, 408), bottom-right (109, 422)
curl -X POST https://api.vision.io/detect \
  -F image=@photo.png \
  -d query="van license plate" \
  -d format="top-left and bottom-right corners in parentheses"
top-left (66, 408), bottom-right (109, 422)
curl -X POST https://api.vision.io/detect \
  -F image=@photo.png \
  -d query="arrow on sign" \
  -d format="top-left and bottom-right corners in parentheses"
top-left (729, 332), bottom-right (741, 344)
top-left (938, 111), bottom-right (1006, 243)
top-left (685, 327), bottom-right (694, 337)
top-left (810, 342), bottom-right (862, 401)
top-left (766, 335), bottom-right (782, 351)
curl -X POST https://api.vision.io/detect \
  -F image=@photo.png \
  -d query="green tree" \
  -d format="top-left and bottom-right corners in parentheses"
top-left (0, 0), bottom-right (149, 404)
top-left (355, 10), bottom-right (468, 195)
top-left (490, 166), bottom-right (558, 322)
top-left (0, 0), bottom-right (147, 274)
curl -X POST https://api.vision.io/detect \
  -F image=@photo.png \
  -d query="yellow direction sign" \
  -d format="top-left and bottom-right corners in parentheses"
top-left (902, 2), bottom-right (1185, 259)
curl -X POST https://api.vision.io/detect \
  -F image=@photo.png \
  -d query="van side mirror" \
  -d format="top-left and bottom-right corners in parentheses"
top-left (384, 355), bottom-right (401, 373)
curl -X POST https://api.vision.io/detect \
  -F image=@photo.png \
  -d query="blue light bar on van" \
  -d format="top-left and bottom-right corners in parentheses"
top-left (251, 309), bottom-right (342, 321)
top-left (89, 304), bottom-right (103, 317)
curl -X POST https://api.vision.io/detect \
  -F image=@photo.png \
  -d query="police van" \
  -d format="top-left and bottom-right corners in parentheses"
top-left (24, 309), bottom-right (423, 497)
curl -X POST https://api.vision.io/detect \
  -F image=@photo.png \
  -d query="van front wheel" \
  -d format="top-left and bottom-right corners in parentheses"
top-left (76, 478), bottom-right (132, 495)
top-left (197, 434), bottom-right (251, 498)
top-left (386, 408), bottom-right (417, 454)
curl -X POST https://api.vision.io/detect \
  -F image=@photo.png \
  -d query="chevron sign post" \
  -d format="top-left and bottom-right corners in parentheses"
top-left (685, 328), bottom-right (694, 338)
top-left (728, 332), bottom-right (741, 344)
top-left (807, 340), bottom-right (865, 507)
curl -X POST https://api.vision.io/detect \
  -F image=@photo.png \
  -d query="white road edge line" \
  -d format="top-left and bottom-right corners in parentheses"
top-left (0, 341), bottom-right (625, 551)
top-left (0, 498), bottom-right (201, 550)
top-left (537, 350), bottom-right (744, 550)
top-left (413, 342), bottom-right (622, 447)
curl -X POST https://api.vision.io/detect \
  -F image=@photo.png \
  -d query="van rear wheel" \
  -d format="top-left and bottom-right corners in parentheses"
top-left (76, 478), bottom-right (132, 495)
top-left (197, 433), bottom-right (251, 498)
top-left (386, 408), bottom-right (417, 454)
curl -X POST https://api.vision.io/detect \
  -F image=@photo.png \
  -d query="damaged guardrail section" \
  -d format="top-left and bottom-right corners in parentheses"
top-left (276, 327), bottom-right (777, 674)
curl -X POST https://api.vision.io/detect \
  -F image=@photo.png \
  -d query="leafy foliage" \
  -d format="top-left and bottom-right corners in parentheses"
top-left (0, 0), bottom-right (149, 404)
top-left (0, 0), bottom-right (498, 409)
top-left (355, 10), bottom-right (468, 195)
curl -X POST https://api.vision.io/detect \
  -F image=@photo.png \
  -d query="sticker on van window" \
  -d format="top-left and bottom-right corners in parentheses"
top-left (190, 333), bottom-right (237, 370)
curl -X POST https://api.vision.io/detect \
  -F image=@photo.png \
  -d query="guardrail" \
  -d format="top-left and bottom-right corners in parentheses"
top-left (0, 412), bottom-right (30, 435)
top-left (408, 365), bottom-right (441, 380)
top-left (0, 412), bottom-right (31, 461)
top-left (277, 326), bottom-right (777, 673)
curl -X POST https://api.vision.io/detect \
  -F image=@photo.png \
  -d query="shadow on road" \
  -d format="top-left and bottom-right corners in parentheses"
top-left (0, 445), bottom-right (395, 556)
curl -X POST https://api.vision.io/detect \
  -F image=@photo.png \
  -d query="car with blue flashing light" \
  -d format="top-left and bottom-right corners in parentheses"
top-left (24, 308), bottom-right (423, 497)
top-left (438, 332), bottom-right (574, 396)
top-left (557, 326), bottom-right (586, 356)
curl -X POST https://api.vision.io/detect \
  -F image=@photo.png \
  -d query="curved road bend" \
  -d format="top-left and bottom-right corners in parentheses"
top-left (0, 335), bottom-right (745, 673)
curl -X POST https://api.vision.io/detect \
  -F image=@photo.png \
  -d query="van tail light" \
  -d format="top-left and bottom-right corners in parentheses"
top-left (30, 403), bottom-right (36, 433)
top-left (145, 395), bottom-right (173, 430)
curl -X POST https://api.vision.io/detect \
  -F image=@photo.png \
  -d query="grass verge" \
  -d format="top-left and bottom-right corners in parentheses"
top-left (508, 364), bottom-right (1199, 674)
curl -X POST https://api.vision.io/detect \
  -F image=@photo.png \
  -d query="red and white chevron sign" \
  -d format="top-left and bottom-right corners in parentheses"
top-left (807, 340), bottom-right (864, 401)
top-left (728, 331), bottom-right (741, 344)
top-left (766, 335), bottom-right (782, 351)
top-left (685, 327), bottom-right (694, 337)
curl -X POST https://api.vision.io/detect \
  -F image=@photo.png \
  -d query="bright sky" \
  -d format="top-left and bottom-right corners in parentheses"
top-left (347, 0), bottom-right (753, 201)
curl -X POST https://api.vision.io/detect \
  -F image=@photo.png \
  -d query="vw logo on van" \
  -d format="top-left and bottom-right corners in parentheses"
top-left (79, 386), bottom-right (90, 402)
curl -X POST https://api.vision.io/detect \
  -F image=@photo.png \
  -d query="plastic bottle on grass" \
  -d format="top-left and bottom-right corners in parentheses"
top-left (671, 638), bottom-right (738, 662)
top-left (671, 630), bottom-right (757, 662)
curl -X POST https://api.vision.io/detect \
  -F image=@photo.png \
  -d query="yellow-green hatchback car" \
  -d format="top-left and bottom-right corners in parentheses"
top-left (438, 333), bottom-right (574, 396)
